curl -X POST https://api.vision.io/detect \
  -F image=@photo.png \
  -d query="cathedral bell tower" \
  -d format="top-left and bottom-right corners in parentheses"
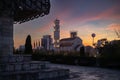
top-left (54, 19), bottom-right (60, 47)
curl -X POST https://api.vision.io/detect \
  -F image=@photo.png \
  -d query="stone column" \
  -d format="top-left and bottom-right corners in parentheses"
top-left (0, 17), bottom-right (13, 56)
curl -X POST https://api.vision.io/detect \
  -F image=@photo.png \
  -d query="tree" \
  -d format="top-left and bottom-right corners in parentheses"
top-left (102, 40), bottom-right (120, 58)
top-left (114, 29), bottom-right (120, 38)
top-left (80, 46), bottom-right (85, 57)
top-left (96, 38), bottom-right (108, 47)
top-left (96, 38), bottom-right (108, 54)
top-left (25, 35), bottom-right (33, 54)
top-left (100, 40), bottom-right (120, 67)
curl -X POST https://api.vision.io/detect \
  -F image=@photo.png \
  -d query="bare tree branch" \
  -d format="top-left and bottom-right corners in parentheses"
top-left (114, 29), bottom-right (120, 38)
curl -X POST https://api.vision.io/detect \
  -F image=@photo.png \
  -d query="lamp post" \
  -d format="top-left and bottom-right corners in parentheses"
top-left (91, 33), bottom-right (96, 46)
top-left (91, 33), bottom-right (100, 66)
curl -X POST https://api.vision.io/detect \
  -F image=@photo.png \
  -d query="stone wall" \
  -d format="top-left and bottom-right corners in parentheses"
top-left (0, 17), bottom-right (13, 55)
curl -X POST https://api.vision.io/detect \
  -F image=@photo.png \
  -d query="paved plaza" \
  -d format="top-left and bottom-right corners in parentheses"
top-left (49, 63), bottom-right (120, 80)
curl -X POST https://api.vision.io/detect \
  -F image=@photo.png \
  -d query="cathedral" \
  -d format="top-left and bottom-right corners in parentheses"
top-left (53, 19), bottom-right (83, 52)
top-left (59, 32), bottom-right (83, 52)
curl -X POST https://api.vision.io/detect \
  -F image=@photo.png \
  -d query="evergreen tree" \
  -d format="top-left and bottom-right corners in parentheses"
top-left (25, 35), bottom-right (33, 54)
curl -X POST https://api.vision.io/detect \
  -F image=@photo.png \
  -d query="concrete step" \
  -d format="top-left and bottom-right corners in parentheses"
top-left (0, 68), bottom-right (69, 80)
top-left (0, 61), bottom-right (49, 72)
top-left (0, 55), bottom-right (32, 63)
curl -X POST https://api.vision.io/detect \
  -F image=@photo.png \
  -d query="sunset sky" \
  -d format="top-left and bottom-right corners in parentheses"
top-left (14, 0), bottom-right (120, 48)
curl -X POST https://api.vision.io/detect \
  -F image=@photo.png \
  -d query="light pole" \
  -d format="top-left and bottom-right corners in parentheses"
top-left (91, 33), bottom-right (96, 46)
top-left (91, 33), bottom-right (99, 66)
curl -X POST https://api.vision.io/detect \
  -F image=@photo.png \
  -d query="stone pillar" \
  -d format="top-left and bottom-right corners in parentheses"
top-left (0, 17), bottom-right (13, 56)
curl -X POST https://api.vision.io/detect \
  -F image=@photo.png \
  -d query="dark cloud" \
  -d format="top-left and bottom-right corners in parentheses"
top-left (52, 0), bottom-right (120, 15)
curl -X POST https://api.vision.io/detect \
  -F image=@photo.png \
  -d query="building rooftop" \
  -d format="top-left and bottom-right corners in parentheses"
top-left (60, 37), bottom-right (77, 42)
top-left (60, 42), bottom-right (73, 47)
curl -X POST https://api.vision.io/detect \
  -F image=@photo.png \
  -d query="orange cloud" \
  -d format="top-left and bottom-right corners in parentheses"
top-left (106, 23), bottom-right (120, 31)
top-left (67, 5), bottom-right (120, 25)
top-left (14, 35), bottom-right (26, 48)
top-left (56, 9), bottom-right (71, 19)
top-left (60, 30), bottom-right (70, 39)
top-left (36, 22), bottom-right (53, 34)
top-left (96, 6), bottom-right (120, 19)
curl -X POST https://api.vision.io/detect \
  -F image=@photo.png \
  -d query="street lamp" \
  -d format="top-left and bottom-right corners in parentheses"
top-left (91, 33), bottom-right (96, 46)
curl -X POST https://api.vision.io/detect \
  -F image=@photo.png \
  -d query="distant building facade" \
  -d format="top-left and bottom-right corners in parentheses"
top-left (41, 35), bottom-right (53, 50)
top-left (59, 32), bottom-right (83, 52)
